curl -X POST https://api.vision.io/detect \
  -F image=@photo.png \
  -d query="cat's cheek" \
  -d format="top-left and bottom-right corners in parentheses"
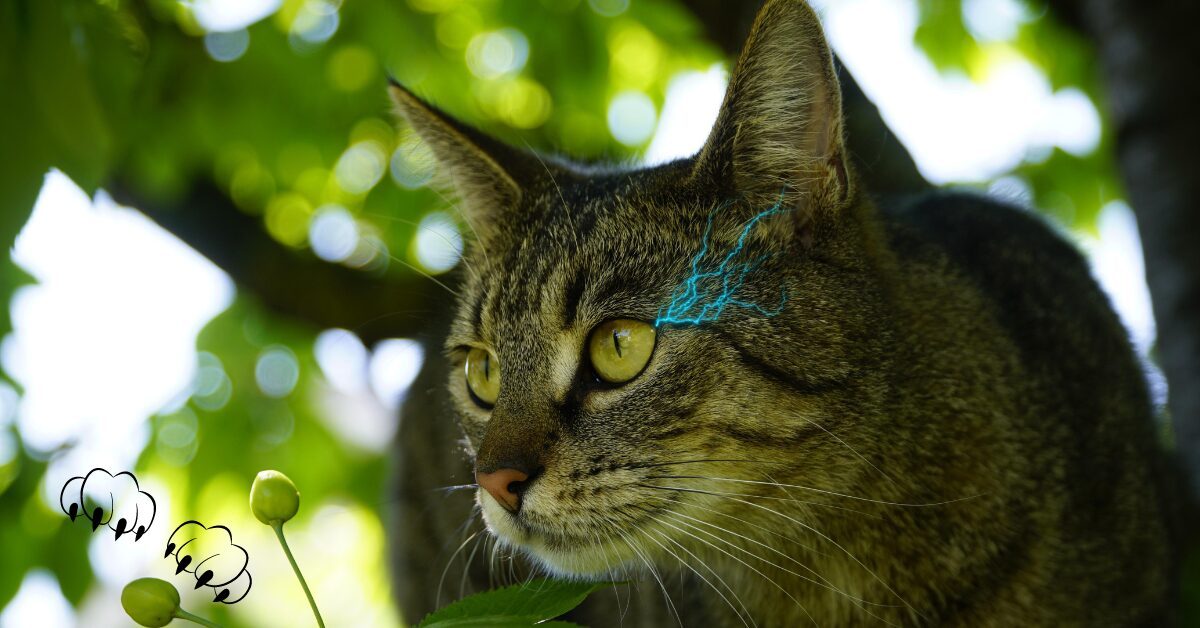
top-left (477, 494), bottom-right (521, 543)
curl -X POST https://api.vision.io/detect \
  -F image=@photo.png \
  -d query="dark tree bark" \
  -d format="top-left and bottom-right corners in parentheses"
top-left (1045, 0), bottom-right (1200, 502)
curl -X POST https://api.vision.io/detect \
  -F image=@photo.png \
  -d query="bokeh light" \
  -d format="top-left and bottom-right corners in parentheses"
top-left (189, 0), bottom-right (282, 32)
top-left (315, 329), bottom-right (369, 395)
top-left (589, 0), bottom-right (629, 18)
top-left (390, 134), bottom-right (435, 190)
top-left (607, 90), bottom-right (657, 146)
top-left (435, 5), bottom-right (483, 49)
top-left (413, 211), bottom-right (463, 274)
top-left (255, 345), bottom-right (301, 398)
top-left (309, 205), bottom-right (360, 263)
top-left (192, 351), bottom-right (234, 412)
top-left (608, 22), bottom-right (661, 90)
top-left (155, 407), bottom-right (201, 466)
top-left (334, 141), bottom-right (388, 195)
top-left (369, 339), bottom-right (424, 410)
top-left (289, 0), bottom-right (341, 50)
top-left (816, 0), bottom-right (1102, 183)
top-left (466, 28), bottom-right (529, 79)
top-left (327, 45), bottom-right (378, 91)
top-left (265, 192), bottom-right (313, 246)
top-left (645, 65), bottom-right (726, 165)
top-left (0, 570), bottom-right (74, 628)
top-left (963, 0), bottom-right (1032, 42)
top-left (5, 172), bottom-right (233, 457)
top-left (204, 29), bottom-right (250, 62)
top-left (478, 77), bottom-right (554, 129)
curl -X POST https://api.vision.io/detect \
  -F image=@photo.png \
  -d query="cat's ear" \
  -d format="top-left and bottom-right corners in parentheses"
top-left (389, 80), bottom-right (536, 236)
top-left (692, 0), bottom-right (849, 216)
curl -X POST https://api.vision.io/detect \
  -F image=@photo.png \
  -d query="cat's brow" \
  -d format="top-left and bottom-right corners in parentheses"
top-left (561, 270), bottom-right (587, 328)
top-left (470, 287), bottom-right (488, 337)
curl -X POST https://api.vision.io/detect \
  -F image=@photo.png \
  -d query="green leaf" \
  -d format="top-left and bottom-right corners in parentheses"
top-left (913, 0), bottom-right (974, 73)
top-left (24, 0), bottom-right (114, 194)
top-left (418, 579), bottom-right (613, 628)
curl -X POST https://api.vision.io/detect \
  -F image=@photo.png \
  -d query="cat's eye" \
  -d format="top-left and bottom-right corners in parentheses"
top-left (465, 347), bottom-right (501, 407)
top-left (588, 319), bottom-right (656, 384)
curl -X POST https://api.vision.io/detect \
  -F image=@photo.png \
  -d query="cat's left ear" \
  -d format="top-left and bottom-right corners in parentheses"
top-left (692, 0), bottom-right (849, 217)
top-left (389, 80), bottom-right (543, 241)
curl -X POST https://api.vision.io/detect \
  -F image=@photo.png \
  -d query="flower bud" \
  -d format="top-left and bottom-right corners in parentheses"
top-left (251, 470), bottom-right (300, 525)
top-left (121, 578), bottom-right (180, 627)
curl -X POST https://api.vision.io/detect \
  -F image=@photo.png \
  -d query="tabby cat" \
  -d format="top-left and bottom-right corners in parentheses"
top-left (387, 0), bottom-right (1173, 625)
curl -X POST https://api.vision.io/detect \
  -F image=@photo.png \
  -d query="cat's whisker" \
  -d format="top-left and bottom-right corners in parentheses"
top-left (360, 210), bottom-right (483, 284)
top-left (434, 503), bottom-right (485, 605)
top-left (641, 481), bottom-right (878, 518)
top-left (507, 544), bottom-right (520, 587)
top-left (655, 513), bottom-right (820, 627)
top-left (615, 525), bottom-right (682, 628)
top-left (644, 493), bottom-right (826, 558)
top-left (650, 475), bottom-right (982, 508)
top-left (437, 528), bottom-right (482, 606)
top-left (428, 184), bottom-right (494, 271)
top-left (640, 483), bottom-right (921, 617)
top-left (662, 511), bottom-right (901, 626)
top-left (623, 457), bottom-right (789, 471)
top-left (649, 495), bottom-right (883, 606)
top-left (487, 534), bottom-right (501, 590)
top-left (605, 537), bottom-right (631, 626)
top-left (459, 527), bottom-right (486, 600)
top-left (362, 239), bottom-right (462, 297)
top-left (639, 524), bottom-right (755, 628)
top-left (521, 139), bottom-right (580, 251)
top-left (431, 483), bottom-right (479, 494)
top-left (796, 416), bottom-right (899, 485)
top-left (643, 521), bottom-right (753, 628)
top-left (698, 489), bottom-right (923, 620)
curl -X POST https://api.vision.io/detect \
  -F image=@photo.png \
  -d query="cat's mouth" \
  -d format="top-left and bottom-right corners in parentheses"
top-left (477, 489), bottom-right (650, 576)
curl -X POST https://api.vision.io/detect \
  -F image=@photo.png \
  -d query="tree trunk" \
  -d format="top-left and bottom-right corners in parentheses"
top-left (1048, 0), bottom-right (1200, 503)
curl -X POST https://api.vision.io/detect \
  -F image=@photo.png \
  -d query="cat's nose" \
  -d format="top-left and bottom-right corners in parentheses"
top-left (475, 467), bottom-right (531, 513)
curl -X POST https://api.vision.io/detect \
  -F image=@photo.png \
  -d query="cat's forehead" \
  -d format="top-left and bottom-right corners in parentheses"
top-left (450, 164), bottom-right (703, 349)
top-left (507, 163), bottom-right (699, 257)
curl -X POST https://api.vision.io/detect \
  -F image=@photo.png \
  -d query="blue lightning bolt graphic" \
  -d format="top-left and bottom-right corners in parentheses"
top-left (655, 200), bottom-right (788, 328)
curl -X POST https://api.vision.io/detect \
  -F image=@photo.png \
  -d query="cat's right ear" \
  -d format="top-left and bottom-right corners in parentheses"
top-left (388, 79), bottom-right (532, 238)
top-left (691, 0), bottom-right (850, 220)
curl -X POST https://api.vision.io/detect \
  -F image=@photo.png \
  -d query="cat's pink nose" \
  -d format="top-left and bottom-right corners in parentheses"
top-left (476, 468), bottom-right (529, 513)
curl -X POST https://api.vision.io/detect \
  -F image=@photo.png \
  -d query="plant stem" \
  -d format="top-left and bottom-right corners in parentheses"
top-left (174, 608), bottom-right (222, 628)
top-left (272, 522), bottom-right (325, 627)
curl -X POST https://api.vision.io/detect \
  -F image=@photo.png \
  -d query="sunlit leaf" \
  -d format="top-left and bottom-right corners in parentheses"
top-left (418, 579), bottom-right (612, 628)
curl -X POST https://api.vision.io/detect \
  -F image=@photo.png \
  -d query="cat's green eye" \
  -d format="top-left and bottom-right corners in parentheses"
top-left (588, 319), bottom-right (656, 384)
top-left (465, 347), bottom-right (501, 407)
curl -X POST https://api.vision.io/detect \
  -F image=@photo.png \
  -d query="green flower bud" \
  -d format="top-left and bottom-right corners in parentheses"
top-left (251, 470), bottom-right (300, 525)
top-left (121, 578), bottom-right (180, 627)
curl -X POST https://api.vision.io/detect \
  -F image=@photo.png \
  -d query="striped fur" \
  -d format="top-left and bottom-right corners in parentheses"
top-left (388, 1), bottom-right (1172, 625)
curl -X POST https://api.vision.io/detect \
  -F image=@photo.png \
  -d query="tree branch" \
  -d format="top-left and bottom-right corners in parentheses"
top-left (110, 182), bottom-right (451, 346)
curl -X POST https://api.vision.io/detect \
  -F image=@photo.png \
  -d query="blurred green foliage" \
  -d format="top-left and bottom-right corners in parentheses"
top-left (913, 0), bottom-right (1121, 229)
top-left (0, 0), bottom-right (1147, 625)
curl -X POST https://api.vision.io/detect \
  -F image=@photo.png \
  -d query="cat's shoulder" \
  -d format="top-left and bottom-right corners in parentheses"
top-left (877, 189), bottom-right (1131, 377)
top-left (879, 189), bottom-right (1093, 287)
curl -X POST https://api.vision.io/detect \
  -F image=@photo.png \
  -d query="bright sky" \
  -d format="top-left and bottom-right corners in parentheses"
top-left (0, 0), bottom-right (1158, 621)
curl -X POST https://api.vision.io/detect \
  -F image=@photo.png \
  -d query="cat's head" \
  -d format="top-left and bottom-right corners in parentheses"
top-left (391, 0), bottom-right (883, 576)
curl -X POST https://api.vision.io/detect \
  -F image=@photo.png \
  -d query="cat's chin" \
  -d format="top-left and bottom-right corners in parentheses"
top-left (480, 499), bottom-right (634, 578)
